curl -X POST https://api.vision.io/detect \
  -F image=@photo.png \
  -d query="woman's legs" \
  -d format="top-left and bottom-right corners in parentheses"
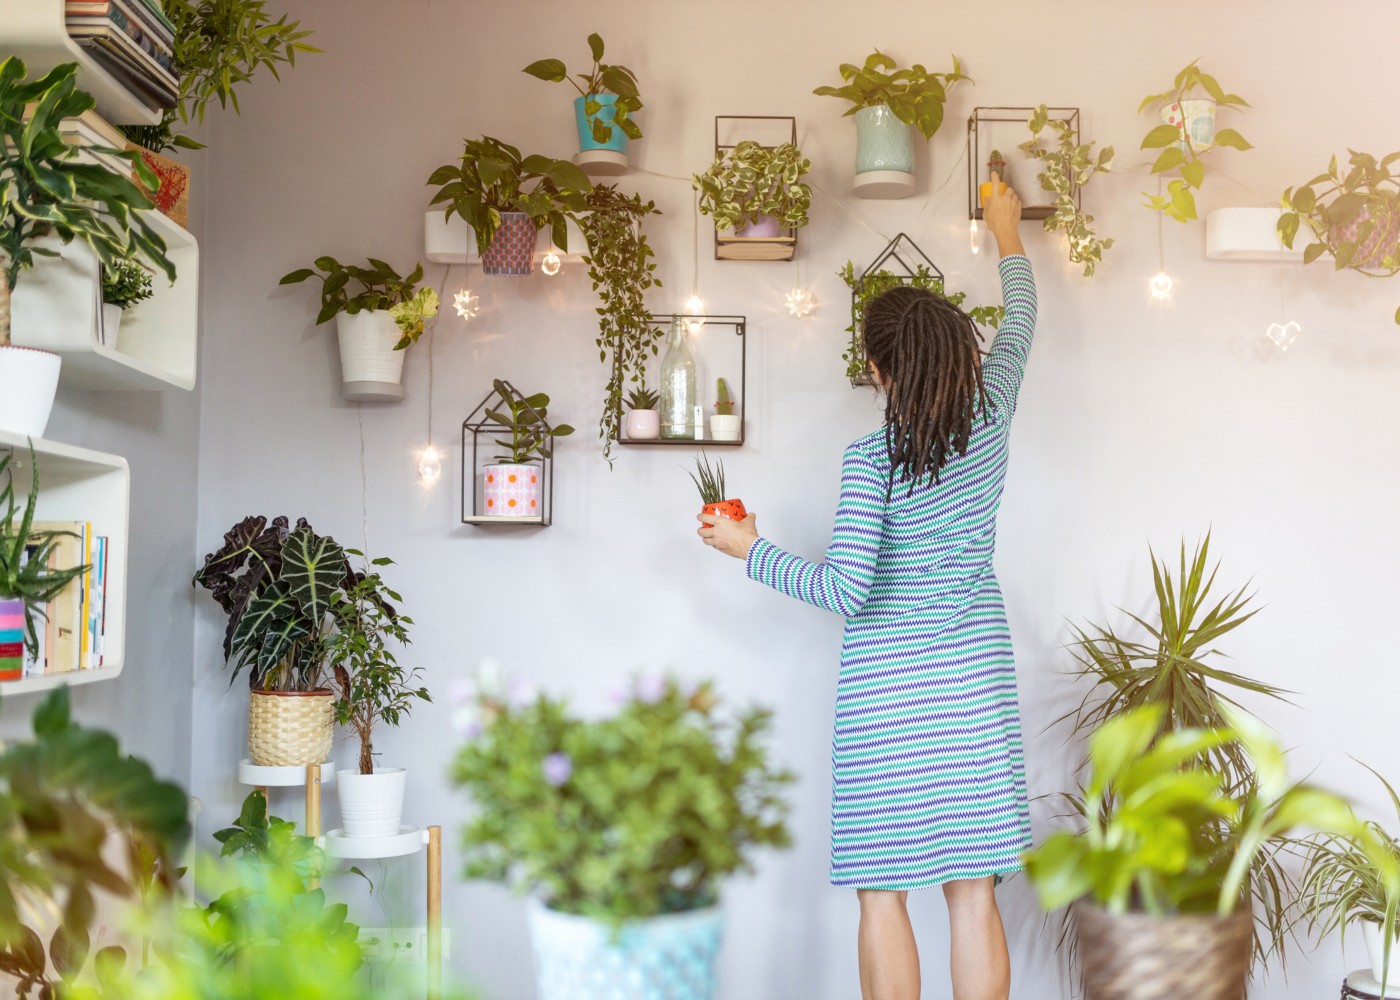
top-left (857, 889), bottom-right (920, 1000)
top-left (941, 876), bottom-right (1010, 1000)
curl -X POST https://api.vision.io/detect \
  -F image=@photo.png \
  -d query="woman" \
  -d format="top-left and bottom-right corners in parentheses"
top-left (698, 179), bottom-right (1034, 1000)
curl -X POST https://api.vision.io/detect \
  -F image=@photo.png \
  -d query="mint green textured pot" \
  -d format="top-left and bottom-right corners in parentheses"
top-left (855, 104), bottom-right (914, 174)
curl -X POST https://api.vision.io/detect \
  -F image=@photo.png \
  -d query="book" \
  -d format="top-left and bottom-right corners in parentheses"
top-left (87, 536), bottom-right (107, 669)
top-left (67, 5), bottom-right (175, 72)
top-left (67, 0), bottom-right (174, 42)
top-left (78, 523), bottom-right (91, 670)
top-left (76, 30), bottom-right (179, 94)
top-left (77, 45), bottom-right (178, 109)
top-left (30, 521), bottom-right (90, 675)
top-left (18, 543), bottom-right (46, 678)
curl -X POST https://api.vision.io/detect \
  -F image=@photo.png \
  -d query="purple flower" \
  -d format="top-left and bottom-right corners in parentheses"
top-left (634, 674), bottom-right (667, 704)
top-left (506, 677), bottom-right (538, 710)
top-left (450, 705), bottom-right (482, 740)
top-left (542, 753), bottom-right (572, 787)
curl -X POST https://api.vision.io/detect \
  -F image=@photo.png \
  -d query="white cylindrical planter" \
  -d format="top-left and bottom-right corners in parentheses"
top-left (101, 303), bottom-right (123, 347)
top-left (483, 463), bottom-right (542, 517)
top-left (709, 415), bottom-right (741, 442)
top-left (336, 767), bottom-right (407, 838)
top-left (1008, 159), bottom-right (1054, 209)
top-left (336, 310), bottom-right (405, 403)
top-left (0, 345), bottom-right (61, 438)
top-left (624, 409), bottom-right (660, 440)
top-left (1362, 919), bottom-right (1398, 984)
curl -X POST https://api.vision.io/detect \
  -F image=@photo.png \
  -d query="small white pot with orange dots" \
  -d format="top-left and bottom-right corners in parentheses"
top-left (482, 463), bottom-right (542, 517)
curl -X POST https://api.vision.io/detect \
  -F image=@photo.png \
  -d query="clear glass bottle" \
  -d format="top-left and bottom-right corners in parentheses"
top-left (659, 315), bottom-right (696, 439)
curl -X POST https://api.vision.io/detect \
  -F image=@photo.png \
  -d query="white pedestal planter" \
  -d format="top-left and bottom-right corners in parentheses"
top-left (528, 901), bottom-right (723, 1000)
top-left (1363, 919), bottom-right (1399, 985)
top-left (709, 415), bottom-right (740, 442)
top-left (0, 345), bottom-right (61, 438)
top-left (336, 767), bottom-right (407, 838)
top-left (336, 310), bottom-right (405, 403)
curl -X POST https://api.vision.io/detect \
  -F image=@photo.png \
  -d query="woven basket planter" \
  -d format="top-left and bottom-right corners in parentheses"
top-left (248, 689), bottom-right (334, 766)
top-left (1074, 902), bottom-right (1253, 1000)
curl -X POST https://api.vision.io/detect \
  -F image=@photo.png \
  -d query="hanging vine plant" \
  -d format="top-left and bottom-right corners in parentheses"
top-left (580, 186), bottom-right (662, 464)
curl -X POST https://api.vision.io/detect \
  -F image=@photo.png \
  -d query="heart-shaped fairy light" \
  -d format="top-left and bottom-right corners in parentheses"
top-left (1149, 271), bottom-right (1174, 300)
top-left (1265, 320), bottom-right (1301, 351)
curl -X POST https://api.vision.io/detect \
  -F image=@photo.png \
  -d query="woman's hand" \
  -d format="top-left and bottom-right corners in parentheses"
top-left (983, 172), bottom-right (1025, 259)
top-left (697, 512), bottom-right (759, 560)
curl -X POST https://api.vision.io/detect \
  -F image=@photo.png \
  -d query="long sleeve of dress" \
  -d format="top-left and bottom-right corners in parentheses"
top-left (980, 254), bottom-right (1038, 417)
top-left (745, 444), bottom-right (885, 617)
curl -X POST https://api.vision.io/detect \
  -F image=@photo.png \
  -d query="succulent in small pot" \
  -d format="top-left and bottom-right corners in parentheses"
top-left (689, 452), bottom-right (746, 523)
top-left (484, 379), bottom-right (573, 518)
top-left (523, 32), bottom-right (643, 153)
top-left (100, 257), bottom-right (154, 347)
top-left (1020, 104), bottom-right (1115, 276)
top-left (979, 149), bottom-right (1009, 208)
top-left (709, 378), bottom-right (740, 443)
top-left (623, 384), bottom-right (660, 441)
top-left (693, 141), bottom-right (812, 236)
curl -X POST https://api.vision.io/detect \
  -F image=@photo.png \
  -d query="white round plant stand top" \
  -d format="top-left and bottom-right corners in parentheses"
top-left (320, 826), bottom-right (426, 860)
top-left (853, 170), bottom-right (916, 199)
top-left (1345, 970), bottom-right (1400, 999)
top-left (573, 149), bottom-right (628, 176)
top-left (237, 759), bottom-right (336, 786)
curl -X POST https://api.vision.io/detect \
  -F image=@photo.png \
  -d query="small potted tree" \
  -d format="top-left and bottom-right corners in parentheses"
top-left (279, 257), bottom-right (438, 402)
top-left (101, 258), bottom-right (155, 346)
top-left (427, 136), bottom-right (592, 276)
top-left (813, 50), bottom-right (968, 198)
top-left (689, 452), bottom-right (746, 523)
top-left (710, 378), bottom-right (740, 442)
top-left (693, 140), bottom-right (811, 248)
top-left (327, 552), bottom-right (431, 839)
top-left (484, 380), bottom-right (574, 518)
top-left (523, 32), bottom-right (643, 173)
top-left (1019, 104), bottom-right (1115, 276)
top-left (623, 385), bottom-right (660, 441)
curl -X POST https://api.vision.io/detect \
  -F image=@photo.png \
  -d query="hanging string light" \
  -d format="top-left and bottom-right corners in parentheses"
top-left (785, 287), bottom-right (816, 318)
top-left (417, 445), bottom-right (442, 484)
top-left (540, 248), bottom-right (562, 276)
top-left (453, 288), bottom-right (480, 320)
top-left (1149, 176), bottom-right (1174, 301)
top-left (969, 218), bottom-right (981, 255)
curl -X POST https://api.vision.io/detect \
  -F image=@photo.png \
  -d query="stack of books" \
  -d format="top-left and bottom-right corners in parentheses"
top-left (65, 0), bottom-right (179, 111)
top-left (20, 521), bottom-right (111, 679)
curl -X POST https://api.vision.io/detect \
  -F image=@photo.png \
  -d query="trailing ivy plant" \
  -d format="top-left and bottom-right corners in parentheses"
top-left (522, 32), bottom-right (643, 144)
top-left (579, 185), bottom-right (662, 465)
top-left (1019, 104), bottom-right (1114, 276)
top-left (1139, 60), bottom-right (1251, 223)
top-left (1278, 150), bottom-right (1400, 324)
top-left (694, 141), bottom-right (812, 232)
top-left (838, 261), bottom-right (1003, 384)
top-left (813, 49), bottom-right (968, 140)
top-left (279, 257), bottom-right (437, 348)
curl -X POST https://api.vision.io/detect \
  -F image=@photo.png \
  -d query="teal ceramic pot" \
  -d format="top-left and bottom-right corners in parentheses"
top-left (855, 104), bottom-right (914, 174)
top-left (575, 94), bottom-right (629, 153)
top-left (481, 212), bottom-right (536, 276)
top-left (528, 901), bottom-right (723, 1000)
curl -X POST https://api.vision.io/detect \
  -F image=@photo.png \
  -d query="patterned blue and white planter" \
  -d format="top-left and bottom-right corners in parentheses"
top-left (854, 104), bottom-right (914, 175)
top-left (528, 901), bottom-right (723, 1000)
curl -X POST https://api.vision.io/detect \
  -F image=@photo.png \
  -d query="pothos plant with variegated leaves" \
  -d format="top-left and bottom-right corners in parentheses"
top-left (1020, 104), bottom-right (1114, 276)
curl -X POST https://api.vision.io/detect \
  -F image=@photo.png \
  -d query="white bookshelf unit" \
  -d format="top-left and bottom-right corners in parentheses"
top-left (0, 432), bottom-right (129, 694)
top-left (0, 0), bottom-right (161, 127)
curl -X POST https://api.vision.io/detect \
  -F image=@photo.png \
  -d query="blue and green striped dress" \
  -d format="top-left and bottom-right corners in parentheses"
top-left (746, 254), bottom-right (1037, 890)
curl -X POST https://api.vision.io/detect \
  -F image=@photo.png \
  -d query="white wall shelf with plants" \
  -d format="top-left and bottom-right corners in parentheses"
top-left (10, 206), bottom-right (199, 391)
top-left (0, 0), bottom-right (162, 127)
top-left (0, 431), bottom-right (128, 695)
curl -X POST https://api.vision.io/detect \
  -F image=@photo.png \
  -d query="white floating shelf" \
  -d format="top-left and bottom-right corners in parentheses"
top-left (10, 204), bottom-right (199, 391)
top-left (0, 432), bottom-right (129, 692)
top-left (1206, 208), bottom-right (1305, 261)
top-left (320, 826), bottom-right (427, 860)
top-left (424, 210), bottom-right (588, 265)
top-left (237, 759), bottom-right (337, 787)
top-left (0, 0), bottom-right (161, 126)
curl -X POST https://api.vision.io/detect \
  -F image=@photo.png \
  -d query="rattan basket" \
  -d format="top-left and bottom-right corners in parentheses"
top-left (1074, 901), bottom-right (1253, 1000)
top-left (248, 689), bottom-right (334, 766)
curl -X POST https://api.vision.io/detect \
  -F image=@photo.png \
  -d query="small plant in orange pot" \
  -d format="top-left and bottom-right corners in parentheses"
top-left (979, 148), bottom-right (1008, 208)
top-left (690, 452), bottom-right (746, 523)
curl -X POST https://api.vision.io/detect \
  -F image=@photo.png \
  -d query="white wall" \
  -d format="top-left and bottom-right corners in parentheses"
top-left (192, 2), bottom-right (1400, 998)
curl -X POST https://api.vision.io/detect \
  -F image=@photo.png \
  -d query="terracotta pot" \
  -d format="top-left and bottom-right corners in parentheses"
top-left (702, 498), bottom-right (747, 523)
top-left (1073, 901), bottom-right (1252, 1000)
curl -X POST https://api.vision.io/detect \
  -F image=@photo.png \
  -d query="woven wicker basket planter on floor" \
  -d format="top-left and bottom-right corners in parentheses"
top-left (1074, 901), bottom-right (1253, 1000)
top-left (248, 689), bottom-right (334, 766)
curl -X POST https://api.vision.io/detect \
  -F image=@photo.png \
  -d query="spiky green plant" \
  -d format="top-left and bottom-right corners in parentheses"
top-left (625, 385), bottom-right (659, 411)
top-left (688, 452), bottom-right (725, 505)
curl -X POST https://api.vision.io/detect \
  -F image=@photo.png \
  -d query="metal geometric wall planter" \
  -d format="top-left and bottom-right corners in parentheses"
top-left (461, 380), bottom-right (556, 527)
top-left (844, 234), bottom-right (945, 387)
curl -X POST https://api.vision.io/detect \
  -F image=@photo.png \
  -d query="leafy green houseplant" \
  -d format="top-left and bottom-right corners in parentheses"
top-left (1139, 60), bottom-right (1251, 223)
top-left (578, 185), bottom-right (662, 464)
top-left (279, 257), bottom-right (433, 348)
top-left (1279, 150), bottom-right (1400, 324)
top-left (479, 380), bottom-right (573, 519)
top-left (813, 49), bottom-right (968, 141)
top-left (488, 380), bottom-right (574, 465)
top-left (102, 259), bottom-right (155, 311)
top-left (694, 141), bottom-right (812, 234)
top-left (1020, 104), bottom-right (1115, 276)
top-left (427, 136), bottom-right (592, 273)
top-left (523, 32), bottom-right (643, 146)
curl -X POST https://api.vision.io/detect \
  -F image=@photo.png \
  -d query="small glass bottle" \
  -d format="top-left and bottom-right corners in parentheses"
top-left (659, 315), bottom-right (696, 439)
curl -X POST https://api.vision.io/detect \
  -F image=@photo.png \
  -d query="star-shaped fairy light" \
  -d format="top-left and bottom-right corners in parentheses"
top-left (453, 288), bottom-right (480, 321)
top-left (785, 287), bottom-right (816, 318)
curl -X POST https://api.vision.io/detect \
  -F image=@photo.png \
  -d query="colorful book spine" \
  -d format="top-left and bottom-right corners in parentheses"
top-left (0, 602), bottom-right (22, 682)
top-left (67, 10), bottom-right (176, 73)
top-left (78, 523), bottom-right (91, 670)
top-left (67, 0), bottom-right (174, 43)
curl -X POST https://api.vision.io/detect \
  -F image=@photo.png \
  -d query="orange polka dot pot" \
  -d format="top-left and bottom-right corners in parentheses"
top-left (702, 498), bottom-right (748, 523)
top-left (483, 463), bottom-right (542, 517)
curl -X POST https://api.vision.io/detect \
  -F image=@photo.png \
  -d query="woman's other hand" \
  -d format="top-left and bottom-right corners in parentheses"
top-left (697, 511), bottom-right (759, 560)
top-left (984, 172), bottom-right (1025, 258)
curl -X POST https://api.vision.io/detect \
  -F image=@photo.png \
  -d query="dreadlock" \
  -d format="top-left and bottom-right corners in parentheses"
top-left (862, 285), bottom-right (990, 497)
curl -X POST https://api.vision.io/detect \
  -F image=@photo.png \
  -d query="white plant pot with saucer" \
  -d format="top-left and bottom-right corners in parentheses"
top-left (1008, 158), bottom-right (1055, 210)
top-left (1362, 918), bottom-right (1399, 985)
top-left (336, 766), bottom-right (407, 838)
top-left (0, 344), bottom-right (62, 438)
top-left (709, 414), bottom-right (741, 442)
top-left (336, 309), bottom-right (405, 403)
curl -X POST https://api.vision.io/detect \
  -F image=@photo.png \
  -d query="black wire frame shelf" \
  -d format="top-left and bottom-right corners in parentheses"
top-left (967, 106), bottom-right (1081, 222)
top-left (460, 379), bottom-right (557, 527)
top-left (616, 314), bottom-right (747, 448)
top-left (846, 235), bottom-right (945, 388)
top-left (711, 115), bottom-right (799, 262)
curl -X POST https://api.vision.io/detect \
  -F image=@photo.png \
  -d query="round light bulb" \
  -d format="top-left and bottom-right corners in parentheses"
top-left (453, 288), bottom-right (480, 320)
top-left (683, 294), bottom-right (706, 336)
top-left (417, 446), bottom-right (442, 484)
top-left (540, 249), bottom-right (562, 276)
top-left (1149, 271), bottom-right (1174, 300)
top-left (969, 218), bottom-right (981, 255)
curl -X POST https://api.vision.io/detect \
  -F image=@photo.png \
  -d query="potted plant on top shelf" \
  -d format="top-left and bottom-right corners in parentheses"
top-left (327, 551), bottom-right (431, 839)
top-left (523, 32), bottom-right (642, 176)
top-left (694, 140), bottom-right (811, 260)
top-left (483, 379), bottom-right (574, 519)
top-left (813, 49), bottom-right (968, 199)
top-left (0, 58), bottom-right (176, 437)
top-left (427, 136), bottom-right (593, 276)
top-left (452, 671), bottom-right (793, 1000)
top-left (1019, 104), bottom-right (1115, 276)
top-left (279, 256), bottom-right (438, 403)
top-left (1139, 60), bottom-right (1251, 224)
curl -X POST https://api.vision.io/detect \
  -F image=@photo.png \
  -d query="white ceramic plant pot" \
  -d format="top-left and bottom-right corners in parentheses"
top-left (336, 767), bottom-right (407, 838)
top-left (625, 409), bottom-right (660, 440)
top-left (101, 303), bottom-right (123, 347)
top-left (709, 414), bottom-right (741, 442)
top-left (1363, 919), bottom-right (1399, 984)
top-left (336, 310), bottom-right (405, 403)
top-left (0, 345), bottom-right (61, 438)
top-left (1009, 158), bottom-right (1055, 209)
top-left (483, 463), bottom-right (542, 517)
top-left (1161, 98), bottom-right (1217, 154)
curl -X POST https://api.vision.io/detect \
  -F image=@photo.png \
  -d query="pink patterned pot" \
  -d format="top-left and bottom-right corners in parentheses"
top-left (1330, 199), bottom-right (1400, 269)
top-left (481, 212), bottom-right (537, 276)
top-left (482, 463), bottom-right (542, 517)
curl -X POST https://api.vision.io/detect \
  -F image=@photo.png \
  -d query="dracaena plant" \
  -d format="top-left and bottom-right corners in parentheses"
top-left (278, 258), bottom-right (437, 348)
top-left (813, 50), bottom-right (968, 140)
top-left (693, 141), bottom-right (812, 232)
top-left (489, 379), bottom-right (575, 465)
top-left (427, 136), bottom-right (593, 258)
top-left (1278, 150), bottom-right (1400, 325)
top-left (1139, 60), bottom-right (1251, 223)
top-left (1020, 104), bottom-right (1115, 277)
top-left (523, 32), bottom-right (643, 144)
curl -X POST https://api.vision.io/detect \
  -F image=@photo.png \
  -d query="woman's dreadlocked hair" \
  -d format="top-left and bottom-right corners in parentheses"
top-left (862, 285), bottom-right (990, 497)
